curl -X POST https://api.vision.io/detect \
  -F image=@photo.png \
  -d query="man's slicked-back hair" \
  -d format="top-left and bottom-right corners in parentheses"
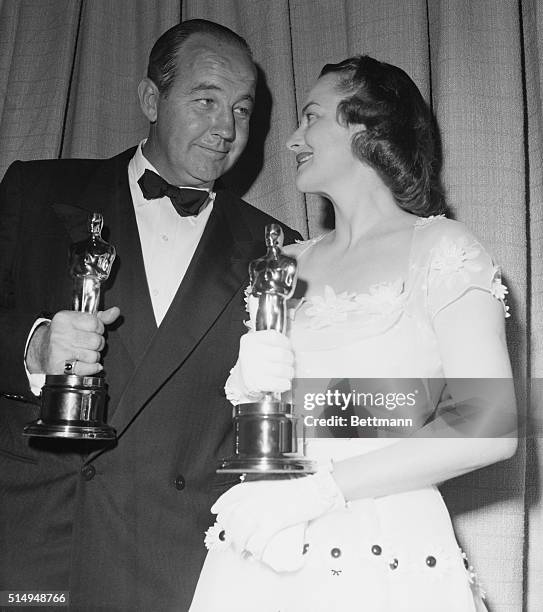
top-left (320, 55), bottom-right (445, 216)
top-left (147, 19), bottom-right (253, 95)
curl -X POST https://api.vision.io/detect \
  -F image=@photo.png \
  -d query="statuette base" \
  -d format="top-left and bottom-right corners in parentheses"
top-left (218, 455), bottom-right (315, 474)
top-left (23, 420), bottom-right (116, 440)
top-left (218, 399), bottom-right (316, 474)
top-left (23, 374), bottom-right (116, 440)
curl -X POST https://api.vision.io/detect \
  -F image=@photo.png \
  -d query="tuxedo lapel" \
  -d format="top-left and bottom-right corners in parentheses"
top-left (109, 192), bottom-right (263, 439)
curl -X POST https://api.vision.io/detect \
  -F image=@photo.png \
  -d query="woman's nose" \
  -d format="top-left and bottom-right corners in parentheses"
top-left (286, 124), bottom-right (304, 150)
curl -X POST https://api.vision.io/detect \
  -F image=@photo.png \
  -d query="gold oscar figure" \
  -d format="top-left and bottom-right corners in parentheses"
top-left (219, 224), bottom-right (315, 473)
top-left (24, 212), bottom-right (116, 440)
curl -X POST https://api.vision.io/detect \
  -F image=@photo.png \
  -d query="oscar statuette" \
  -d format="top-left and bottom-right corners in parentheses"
top-left (219, 224), bottom-right (315, 473)
top-left (24, 212), bottom-right (117, 440)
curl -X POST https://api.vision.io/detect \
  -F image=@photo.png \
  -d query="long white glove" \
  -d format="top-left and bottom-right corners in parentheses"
top-left (225, 330), bottom-right (295, 404)
top-left (211, 470), bottom-right (345, 563)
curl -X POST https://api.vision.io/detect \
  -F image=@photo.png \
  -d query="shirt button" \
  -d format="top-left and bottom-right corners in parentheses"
top-left (173, 475), bottom-right (185, 490)
top-left (161, 234), bottom-right (169, 242)
top-left (81, 465), bottom-right (96, 481)
top-left (152, 289), bottom-right (159, 296)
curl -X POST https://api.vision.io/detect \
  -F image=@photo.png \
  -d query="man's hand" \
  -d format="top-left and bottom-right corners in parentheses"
top-left (26, 306), bottom-right (120, 376)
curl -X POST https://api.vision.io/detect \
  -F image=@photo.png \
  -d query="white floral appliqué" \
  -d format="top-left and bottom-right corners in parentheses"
top-left (490, 266), bottom-right (511, 318)
top-left (204, 522), bottom-right (230, 551)
top-left (243, 284), bottom-right (258, 330)
top-left (461, 549), bottom-right (487, 600)
top-left (430, 237), bottom-right (483, 288)
top-left (304, 281), bottom-right (406, 329)
top-left (414, 214), bottom-right (446, 227)
top-left (305, 286), bottom-right (359, 329)
top-left (354, 279), bottom-right (406, 316)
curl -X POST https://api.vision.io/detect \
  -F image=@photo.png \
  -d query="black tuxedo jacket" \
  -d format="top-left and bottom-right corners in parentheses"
top-left (0, 148), bottom-right (301, 611)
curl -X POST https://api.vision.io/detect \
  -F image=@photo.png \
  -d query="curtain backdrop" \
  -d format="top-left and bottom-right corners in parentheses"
top-left (0, 1), bottom-right (540, 610)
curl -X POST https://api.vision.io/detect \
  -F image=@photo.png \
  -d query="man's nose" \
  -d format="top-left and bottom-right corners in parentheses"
top-left (286, 125), bottom-right (303, 150)
top-left (212, 109), bottom-right (236, 141)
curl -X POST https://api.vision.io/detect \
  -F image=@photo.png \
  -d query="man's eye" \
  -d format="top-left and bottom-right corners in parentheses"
top-left (234, 106), bottom-right (252, 118)
top-left (197, 98), bottom-right (215, 107)
top-left (305, 112), bottom-right (317, 124)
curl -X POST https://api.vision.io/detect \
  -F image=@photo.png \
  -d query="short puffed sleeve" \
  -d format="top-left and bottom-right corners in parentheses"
top-left (416, 218), bottom-right (510, 320)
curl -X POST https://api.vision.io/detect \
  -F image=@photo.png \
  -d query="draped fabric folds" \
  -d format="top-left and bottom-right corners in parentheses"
top-left (0, 1), bottom-right (541, 610)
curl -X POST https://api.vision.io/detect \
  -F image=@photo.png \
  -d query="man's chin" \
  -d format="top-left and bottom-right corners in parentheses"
top-left (190, 163), bottom-right (238, 187)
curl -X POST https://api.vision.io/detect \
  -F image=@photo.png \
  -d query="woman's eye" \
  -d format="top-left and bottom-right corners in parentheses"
top-left (197, 98), bottom-right (215, 108)
top-left (305, 112), bottom-right (317, 124)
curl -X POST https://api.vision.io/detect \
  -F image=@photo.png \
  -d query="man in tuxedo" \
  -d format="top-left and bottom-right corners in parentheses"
top-left (0, 19), bottom-right (300, 611)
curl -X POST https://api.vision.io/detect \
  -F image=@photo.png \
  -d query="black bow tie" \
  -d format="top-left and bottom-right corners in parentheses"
top-left (137, 169), bottom-right (209, 217)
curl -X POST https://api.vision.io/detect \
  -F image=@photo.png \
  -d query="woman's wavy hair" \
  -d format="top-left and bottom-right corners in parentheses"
top-left (320, 56), bottom-right (445, 216)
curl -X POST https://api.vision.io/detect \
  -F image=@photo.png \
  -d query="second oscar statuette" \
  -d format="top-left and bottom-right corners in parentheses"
top-left (219, 223), bottom-right (315, 474)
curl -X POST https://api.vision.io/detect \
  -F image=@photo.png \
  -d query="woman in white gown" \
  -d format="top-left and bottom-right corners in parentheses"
top-left (189, 55), bottom-right (516, 612)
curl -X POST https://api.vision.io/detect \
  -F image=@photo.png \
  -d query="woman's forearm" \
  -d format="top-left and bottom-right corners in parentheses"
top-left (333, 433), bottom-right (517, 501)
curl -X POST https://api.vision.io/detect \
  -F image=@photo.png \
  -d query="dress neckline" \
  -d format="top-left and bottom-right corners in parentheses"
top-left (293, 215), bottom-right (438, 302)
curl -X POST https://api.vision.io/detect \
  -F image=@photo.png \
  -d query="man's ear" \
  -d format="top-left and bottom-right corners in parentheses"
top-left (138, 77), bottom-right (160, 123)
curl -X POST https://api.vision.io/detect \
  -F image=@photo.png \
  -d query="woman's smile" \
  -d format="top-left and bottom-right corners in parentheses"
top-left (296, 151), bottom-right (313, 168)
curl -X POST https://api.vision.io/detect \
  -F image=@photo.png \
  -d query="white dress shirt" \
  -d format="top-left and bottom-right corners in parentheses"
top-left (26, 140), bottom-right (215, 393)
top-left (129, 140), bottom-right (215, 325)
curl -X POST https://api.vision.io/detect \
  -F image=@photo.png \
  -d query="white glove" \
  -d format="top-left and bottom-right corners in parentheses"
top-left (225, 330), bottom-right (294, 404)
top-left (211, 470), bottom-right (345, 562)
top-left (259, 523), bottom-right (307, 572)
